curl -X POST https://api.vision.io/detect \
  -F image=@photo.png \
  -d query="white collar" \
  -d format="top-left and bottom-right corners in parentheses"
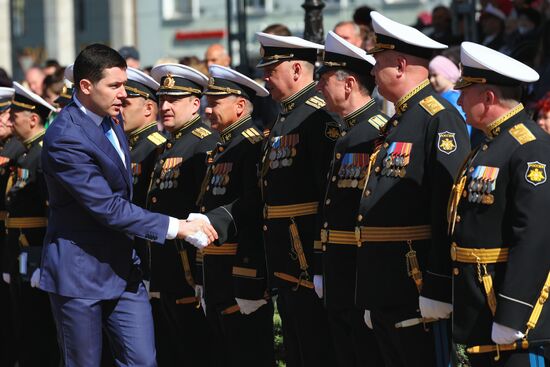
top-left (73, 95), bottom-right (106, 127)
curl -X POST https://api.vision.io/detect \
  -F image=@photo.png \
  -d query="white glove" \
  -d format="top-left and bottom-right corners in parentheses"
top-left (185, 231), bottom-right (209, 249)
top-left (235, 298), bottom-right (267, 315)
top-left (2, 273), bottom-right (10, 284)
top-left (419, 296), bottom-right (453, 320)
top-left (30, 268), bottom-right (41, 288)
top-left (187, 213), bottom-right (211, 224)
top-left (195, 285), bottom-right (206, 314)
top-left (364, 310), bottom-right (373, 329)
top-left (313, 275), bottom-right (323, 299)
top-left (491, 322), bottom-right (524, 344)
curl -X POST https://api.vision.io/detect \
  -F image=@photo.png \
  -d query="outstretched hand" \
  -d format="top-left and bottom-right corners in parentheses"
top-left (177, 218), bottom-right (218, 244)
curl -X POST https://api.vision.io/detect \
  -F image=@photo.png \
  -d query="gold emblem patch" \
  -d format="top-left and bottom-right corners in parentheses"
top-left (163, 73), bottom-right (175, 88)
top-left (325, 123), bottom-right (340, 140)
top-left (437, 131), bottom-right (457, 155)
top-left (525, 161), bottom-right (547, 186)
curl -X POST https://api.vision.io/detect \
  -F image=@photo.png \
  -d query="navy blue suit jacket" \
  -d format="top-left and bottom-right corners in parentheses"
top-left (40, 102), bottom-right (170, 299)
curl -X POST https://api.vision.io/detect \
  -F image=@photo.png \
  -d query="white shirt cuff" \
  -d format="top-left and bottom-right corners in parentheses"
top-left (166, 216), bottom-right (179, 240)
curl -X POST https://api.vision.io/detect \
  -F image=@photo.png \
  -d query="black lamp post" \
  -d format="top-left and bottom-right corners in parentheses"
top-left (302, 0), bottom-right (325, 44)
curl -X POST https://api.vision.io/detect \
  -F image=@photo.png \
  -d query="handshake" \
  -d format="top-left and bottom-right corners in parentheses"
top-left (176, 213), bottom-right (217, 248)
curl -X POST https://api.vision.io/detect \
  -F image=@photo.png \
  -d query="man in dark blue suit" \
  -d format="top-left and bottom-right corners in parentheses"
top-left (39, 44), bottom-right (217, 366)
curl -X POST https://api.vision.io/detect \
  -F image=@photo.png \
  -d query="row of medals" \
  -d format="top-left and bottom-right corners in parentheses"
top-left (210, 174), bottom-right (230, 195)
top-left (337, 165), bottom-right (366, 188)
top-left (158, 168), bottom-right (180, 190)
top-left (268, 146), bottom-right (297, 169)
top-left (381, 154), bottom-right (408, 178)
top-left (466, 177), bottom-right (495, 204)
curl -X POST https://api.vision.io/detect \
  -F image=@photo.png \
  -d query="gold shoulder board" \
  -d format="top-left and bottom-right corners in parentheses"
top-left (192, 127), bottom-right (212, 139)
top-left (147, 132), bottom-right (167, 146)
top-left (242, 127), bottom-right (263, 144)
top-left (509, 123), bottom-right (536, 145)
top-left (368, 114), bottom-right (388, 130)
top-left (419, 95), bottom-right (445, 116)
top-left (305, 96), bottom-right (326, 109)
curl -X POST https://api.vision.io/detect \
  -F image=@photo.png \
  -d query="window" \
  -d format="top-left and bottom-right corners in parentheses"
top-left (162, 0), bottom-right (200, 21)
top-left (12, 0), bottom-right (25, 37)
top-left (246, 0), bottom-right (273, 14)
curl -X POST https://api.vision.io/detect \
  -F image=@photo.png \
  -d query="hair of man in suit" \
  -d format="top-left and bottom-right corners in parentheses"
top-left (74, 43), bottom-right (127, 89)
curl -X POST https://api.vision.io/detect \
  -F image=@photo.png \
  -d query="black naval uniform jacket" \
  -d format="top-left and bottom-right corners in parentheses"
top-left (197, 116), bottom-right (267, 306)
top-left (0, 137), bottom-right (25, 274)
top-left (5, 131), bottom-right (48, 280)
top-left (146, 116), bottom-right (218, 296)
top-left (449, 105), bottom-right (550, 346)
top-left (319, 99), bottom-right (388, 310)
top-left (259, 82), bottom-right (341, 290)
top-left (127, 122), bottom-right (166, 280)
top-left (355, 80), bottom-right (470, 309)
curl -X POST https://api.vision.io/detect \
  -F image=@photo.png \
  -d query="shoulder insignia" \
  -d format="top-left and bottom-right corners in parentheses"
top-left (192, 127), bottom-right (212, 139)
top-left (147, 132), bottom-right (167, 146)
top-left (242, 127), bottom-right (263, 144)
top-left (509, 123), bottom-right (536, 145)
top-left (525, 161), bottom-right (547, 186)
top-left (305, 95), bottom-right (326, 109)
top-left (325, 122), bottom-right (340, 140)
top-left (368, 114), bottom-right (388, 130)
top-left (419, 96), bottom-right (445, 116)
top-left (437, 131), bottom-right (457, 155)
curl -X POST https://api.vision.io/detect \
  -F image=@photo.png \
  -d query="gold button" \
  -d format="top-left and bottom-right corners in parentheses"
top-left (482, 144), bottom-right (488, 151)
top-left (325, 198), bottom-right (331, 205)
top-left (263, 225), bottom-right (268, 231)
top-left (336, 153), bottom-right (341, 159)
top-left (364, 189), bottom-right (371, 197)
top-left (323, 222), bottom-right (328, 228)
top-left (280, 117), bottom-right (286, 122)
top-left (331, 176), bottom-right (336, 182)
top-left (129, 146), bottom-right (133, 151)
top-left (383, 142), bottom-right (389, 148)
top-left (469, 167), bottom-right (474, 173)
top-left (206, 186), bottom-right (210, 191)
top-left (322, 245), bottom-right (326, 251)
top-left (357, 214), bottom-right (363, 221)
top-left (341, 131), bottom-right (347, 137)
top-left (156, 179), bottom-right (160, 184)
top-left (375, 167), bottom-right (381, 173)
top-left (456, 215), bottom-right (461, 223)
top-left (393, 120), bottom-right (398, 127)
top-left (357, 243), bottom-right (362, 248)
top-left (167, 142), bottom-right (172, 149)
top-left (453, 268), bottom-right (460, 275)
top-left (218, 146), bottom-right (224, 152)
top-left (201, 206), bottom-right (206, 213)
top-left (151, 197), bottom-right (157, 203)
top-left (462, 190), bottom-right (467, 198)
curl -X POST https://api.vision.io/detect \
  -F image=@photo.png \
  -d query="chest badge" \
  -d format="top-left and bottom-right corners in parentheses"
top-left (525, 161), bottom-right (547, 186)
top-left (468, 165), bottom-right (499, 204)
top-left (437, 131), bottom-right (457, 155)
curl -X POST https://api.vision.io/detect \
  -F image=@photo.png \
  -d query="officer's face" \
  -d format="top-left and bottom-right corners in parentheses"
top-left (0, 108), bottom-right (12, 139)
top-left (205, 95), bottom-right (240, 132)
top-left (9, 109), bottom-right (34, 141)
top-left (457, 84), bottom-right (486, 128)
top-left (372, 51), bottom-right (400, 102)
top-left (121, 96), bottom-right (147, 133)
top-left (317, 70), bottom-right (346, 115)
top-left (80, 67), bottom-right (127, 118)
top-left (262, 61), bottom-right (294, 102)
top-left (159, 94), bottom-right (200, 133)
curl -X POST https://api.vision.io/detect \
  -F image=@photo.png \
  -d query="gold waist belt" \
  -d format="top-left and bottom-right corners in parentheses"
top-left (202, 242), bottom-right (238, 256)
top-left (265, 202), bottom-right (318, 219)
top-left (450, 244), bottom-right (509, 263)
top-left (322, 229), bottom-right (357, 245)
top-left (358, 225), bottom-right (431, 242)
top-left (5, 216), bottom-right (48, 229)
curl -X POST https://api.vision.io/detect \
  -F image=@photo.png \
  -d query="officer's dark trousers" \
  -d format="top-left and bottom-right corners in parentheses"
top-left (150, 297), bottom-right (178, 366)
top-left (205, 299), bottom-right (275, 367)
top-left (10, 278), bottom-right (59, 367)
top-left (160, 292), bottom-right (214, 366)
top-left (468, 347), bottom-right (547, 367)
top-left (0, 281), bottom-right (16, 367)
top-left (327, 307), bottom-right (385, 367)
top-left (277, 287), bottom-right (336, 367)
top-left (371, 306), bottom-right (441, 367)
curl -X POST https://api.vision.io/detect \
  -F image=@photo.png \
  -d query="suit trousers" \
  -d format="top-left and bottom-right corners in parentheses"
top-left (276, 287), bottom-right (336, 367)
top-left (327, 307), bottom-right (385, 367)
top-left (48, 281), bottom-right (156, 367)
